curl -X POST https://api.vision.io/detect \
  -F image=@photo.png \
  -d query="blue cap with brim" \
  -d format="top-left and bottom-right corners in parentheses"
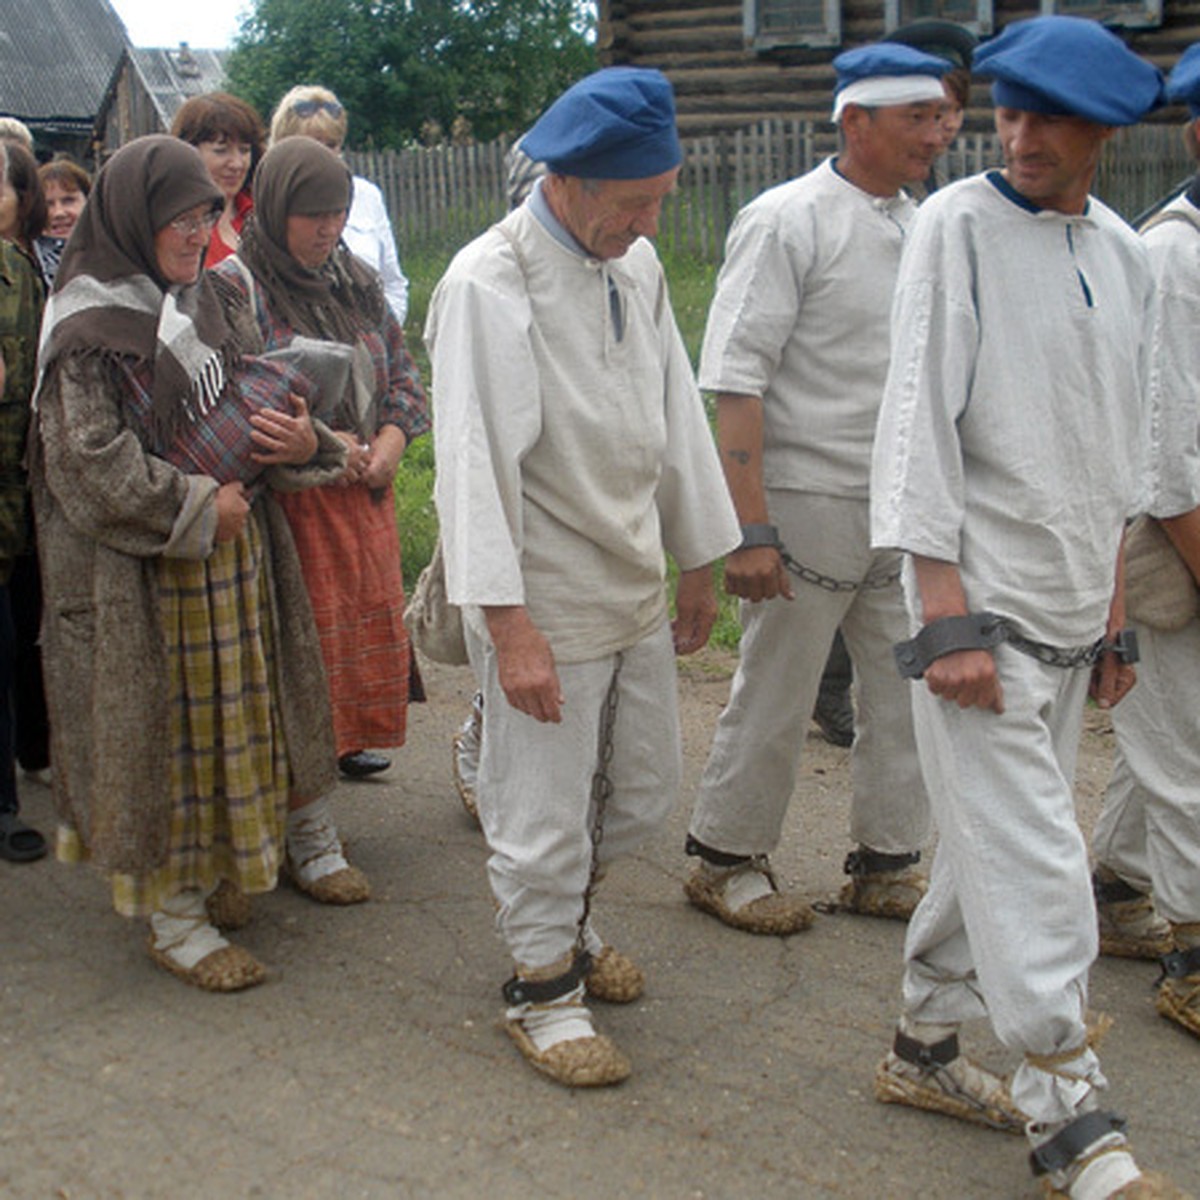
top-left (973, 16), bottom-right (1164, 126)
top-left (521, 67), bottom-right (683, 181)
top-left (1167, 43), bottom-right (1200, 118)
top-left (833, 42), bottom-right (953, 91)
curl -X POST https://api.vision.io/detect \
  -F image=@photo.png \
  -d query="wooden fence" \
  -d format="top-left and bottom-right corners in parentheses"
top-left (347, 122), bottom-right (1195, 263)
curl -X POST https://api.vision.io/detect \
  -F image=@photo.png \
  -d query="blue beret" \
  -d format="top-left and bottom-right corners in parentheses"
top-left (833, 43), bottom-right (951, 92)
top-left (521, 67), bottom-right (683, 181)
top-left (1167, 43), bottom-right (1200, 117)
top-left (973, 16), bottom-right (1165, 126)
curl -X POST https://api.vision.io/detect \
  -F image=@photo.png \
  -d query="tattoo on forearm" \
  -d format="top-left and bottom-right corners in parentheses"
top-left (726, 449), bottom-right (751, 465)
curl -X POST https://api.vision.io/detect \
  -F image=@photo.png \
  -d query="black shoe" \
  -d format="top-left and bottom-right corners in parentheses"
top-left (813, 697), bottom-right (854, 748)
top-left (338, 751), bottom-right (391, 779)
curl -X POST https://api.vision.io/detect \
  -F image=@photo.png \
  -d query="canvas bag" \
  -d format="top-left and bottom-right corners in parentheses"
top-left (404, 537), bottom-right (468, 665)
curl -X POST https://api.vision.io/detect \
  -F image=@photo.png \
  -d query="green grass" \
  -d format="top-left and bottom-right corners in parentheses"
top-left (397, 246), bottom-right (741, 651)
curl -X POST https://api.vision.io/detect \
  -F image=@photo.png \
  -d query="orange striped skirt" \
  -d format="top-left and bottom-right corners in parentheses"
top-left (278, 484), bottom-right (410, 757)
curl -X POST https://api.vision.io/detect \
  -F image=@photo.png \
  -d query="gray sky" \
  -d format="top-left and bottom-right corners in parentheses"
top-left (108, 0), bottom-right (246, 49)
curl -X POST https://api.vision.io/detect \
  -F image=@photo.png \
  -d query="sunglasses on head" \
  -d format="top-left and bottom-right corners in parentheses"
top-left (291, 98), bottom-right (344, 119)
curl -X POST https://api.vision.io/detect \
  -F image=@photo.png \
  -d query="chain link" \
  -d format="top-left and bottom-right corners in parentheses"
top-left (576, 652), bottom-right (623, 957)
top-left (1001, 627), bottom-right (1106, 670)
top-left (779, 549), bottom-right (900, 593)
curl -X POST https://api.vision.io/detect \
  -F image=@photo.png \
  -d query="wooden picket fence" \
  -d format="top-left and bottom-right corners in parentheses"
top-left (346, 121), bottom-right (1195, 263)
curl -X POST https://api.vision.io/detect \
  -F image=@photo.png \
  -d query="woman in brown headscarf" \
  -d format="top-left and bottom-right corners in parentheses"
top-left (31, 135), bottom-right (345, 991)
top-left (212, 138), bottom-right (428, 899)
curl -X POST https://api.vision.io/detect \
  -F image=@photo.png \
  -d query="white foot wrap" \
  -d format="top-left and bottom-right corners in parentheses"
top-left (506, 983), bottom-right (595, 1052)
top-left (713, 861), bottom-right (776, 912)
top-left (286, 798), bottom-right (349, 885)
top-left (150, 889), bottom-right (230, 971)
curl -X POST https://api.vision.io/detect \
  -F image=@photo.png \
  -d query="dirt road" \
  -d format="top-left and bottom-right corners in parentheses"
top-left (2, 652), bottom-right (1195, 1199)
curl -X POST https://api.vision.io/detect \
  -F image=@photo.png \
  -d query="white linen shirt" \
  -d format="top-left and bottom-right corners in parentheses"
top-left (344, 175), bottom-right (409, 324)
top-left (1141, 194), bottom-right (1200, 519)
top-left (871, 172), bottom-right (1155, 646)
top-left (426, 202), bottom-right (739, 663)
top-left (699, 157), bottom-right (916, 498)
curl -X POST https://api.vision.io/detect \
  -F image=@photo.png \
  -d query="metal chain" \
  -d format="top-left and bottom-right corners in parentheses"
top-left (1001, 627), bottom-right (1106, 670)
top-left (779, 549), bottom-right (900, 593)
top-left (576, 652), bottom-right (623, 959)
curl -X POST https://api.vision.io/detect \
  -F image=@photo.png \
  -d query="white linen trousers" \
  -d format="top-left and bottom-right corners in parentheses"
top-left (902, 645), bottom-right (1108, 1125)
top-left (468, 620), bottom-right (680, 969)
top-left (1094, 620), bottom-right (1200, 926)
top-left (689, 489), bottom-right (929, 857)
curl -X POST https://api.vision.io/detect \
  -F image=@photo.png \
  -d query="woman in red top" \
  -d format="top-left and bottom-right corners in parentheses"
top-left (171, 93), bottom-right (265, 265)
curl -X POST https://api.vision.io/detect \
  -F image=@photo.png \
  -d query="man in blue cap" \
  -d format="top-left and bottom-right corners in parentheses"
top-left (1090, 42), bottom-right (1200, 1043)
top-left (682, 41), bottom-right (946, 936)
top-left (871, 15), bottom-right (1178, 1198)
top-left (426, 67), bottom-right (739, 1087)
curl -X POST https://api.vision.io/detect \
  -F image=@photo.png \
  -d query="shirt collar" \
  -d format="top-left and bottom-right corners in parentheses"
top-left (528, 177), bottom-right (592, 258)
top-left (986, 169), bottom-right (1093, 218)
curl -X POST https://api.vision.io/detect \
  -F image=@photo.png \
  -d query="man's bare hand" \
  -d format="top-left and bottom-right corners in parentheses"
top-left (723, 546), bottom-right (794, 602)
top-left (484, 606), bottom-right (564, 723)
top-left (1090, 652), bottom-right (1136, 710)
top-left (924, 647), bottom-right (1005, 713)
top-left (673, 566), bottom-right (719, 654)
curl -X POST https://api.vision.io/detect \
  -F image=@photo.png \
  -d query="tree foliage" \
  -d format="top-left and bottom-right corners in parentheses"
top-left (225, 0), bottom-right (597, 149)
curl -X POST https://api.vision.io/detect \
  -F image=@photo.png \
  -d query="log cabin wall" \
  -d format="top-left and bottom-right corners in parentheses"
top-left (598, 0), bottom-right (1200, 136)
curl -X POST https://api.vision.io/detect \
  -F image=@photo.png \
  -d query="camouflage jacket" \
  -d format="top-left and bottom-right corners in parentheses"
top-left (0, 240), bottom-right (44, 581)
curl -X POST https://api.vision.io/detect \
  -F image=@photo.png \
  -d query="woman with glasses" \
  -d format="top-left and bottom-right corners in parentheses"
top-left (269, 84), bottom-right (409, 325)
top-left (211, 139), bottom-right (428, 843)
top-left (171, 92), bottom-right (267, 265)
top-left (31, 136), bottom-right (347, 990)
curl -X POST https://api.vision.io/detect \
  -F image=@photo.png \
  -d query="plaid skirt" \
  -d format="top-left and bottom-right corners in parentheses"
top-left (106, 517), bottom-right (291, 916)
top-left (278, 484), bottom-right (410, 757)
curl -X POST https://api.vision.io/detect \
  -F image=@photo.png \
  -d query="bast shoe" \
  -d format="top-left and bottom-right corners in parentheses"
top-left (1156, 942), bottom-right (1200, 1039)
top-left (837, 847), bottom-right (927, 921)
top-left (684, 854), bottom-right (815, 936)
top-left (1031, 1111), bottom-right (1188, 1199)
top-left (1094, 867), bottom-right (1174, 961)
top-left (503, 958), bottom-right (630, 1087)
top-left (585, 945), bottom-right (644, 1004)
top-left (874, 1025), bottom-right (1026, 1134)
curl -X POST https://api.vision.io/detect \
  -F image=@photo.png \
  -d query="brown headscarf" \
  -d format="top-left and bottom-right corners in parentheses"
top-left (235, 137), bottom-right (385, 343)
top-left (37, 135), bottom-right (229, 438)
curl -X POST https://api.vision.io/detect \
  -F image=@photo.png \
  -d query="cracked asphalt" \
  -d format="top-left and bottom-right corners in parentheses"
top-left (2, 651), bottom-right (1196, 1199)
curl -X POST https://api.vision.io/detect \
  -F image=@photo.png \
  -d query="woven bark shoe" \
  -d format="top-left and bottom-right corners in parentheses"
top-left (1156, 942), bottom-right (1200, 1039)
top-left (451, 693), bottom-right (483, 824)
top-left (503, 968), bottom-right (631, 1088)
top-left (684, 856), bottom-right (815, 935)
top-left (1094, 868), bottom-right (1174, 960)
top-left (505, 1019), bottom-right (632, 1087)
top-left (874, 1028), bottom-right (1026, 1134)
top-left (585, 946), bottom-right (644, 1003)
top-left (838, 849), bottom-right (927, 921)
top-left (1032, 1112), bottom-right (1187, 1199)
top-left (285, 859), bottom-right (371, 905)
top-left (451, 731), bottom-right (480, 824)
top-left (146, 935), bottom-right (266, 993)
top-left (205, 880), bottom-right (253, 931)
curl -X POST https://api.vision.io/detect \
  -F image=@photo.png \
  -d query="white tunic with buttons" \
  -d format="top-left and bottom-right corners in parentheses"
top-left (700, 156), bottom-right (916, 498)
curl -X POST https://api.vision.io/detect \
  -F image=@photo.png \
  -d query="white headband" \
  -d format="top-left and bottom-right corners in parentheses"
top-left (832, 75), bottom-right (948, 122)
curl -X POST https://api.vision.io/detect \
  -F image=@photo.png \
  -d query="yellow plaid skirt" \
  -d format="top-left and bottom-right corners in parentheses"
top-left (106, 518), bottom-right (290, 916)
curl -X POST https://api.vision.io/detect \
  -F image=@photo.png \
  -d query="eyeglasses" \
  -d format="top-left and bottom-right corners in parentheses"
top-left (291, 98), bottom-right (344, 120)
top-left (168, 210), bottom-right (220, 238)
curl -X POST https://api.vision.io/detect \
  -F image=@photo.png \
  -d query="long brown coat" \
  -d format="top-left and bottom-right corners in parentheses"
top-left (31, 354), bottom-right (343, 873)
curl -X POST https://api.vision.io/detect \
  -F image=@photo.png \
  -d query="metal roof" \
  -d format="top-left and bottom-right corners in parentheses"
top-left (124, 45), bottom-right (230, 127)
top-left (0, 0), bottom-right (130, 121)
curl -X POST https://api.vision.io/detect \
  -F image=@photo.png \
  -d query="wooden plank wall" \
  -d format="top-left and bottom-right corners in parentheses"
top-left (347, 121), bottom-right (1194, 263)
top-left (600, 0), bottom-right (1200, 134)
